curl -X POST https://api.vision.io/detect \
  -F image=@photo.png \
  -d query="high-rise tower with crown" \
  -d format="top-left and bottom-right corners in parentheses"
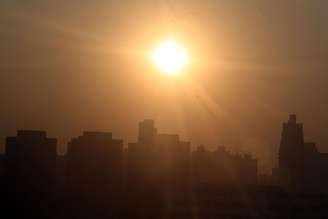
top-left (278, 114), bottom-right (305, 188)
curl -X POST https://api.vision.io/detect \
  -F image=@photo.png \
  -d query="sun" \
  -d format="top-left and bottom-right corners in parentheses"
top-left (151, 39), bottom-right (189, 76)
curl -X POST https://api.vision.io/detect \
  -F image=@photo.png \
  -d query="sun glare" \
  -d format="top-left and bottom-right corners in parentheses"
top-left (151, 39), bottom-right (189, 76)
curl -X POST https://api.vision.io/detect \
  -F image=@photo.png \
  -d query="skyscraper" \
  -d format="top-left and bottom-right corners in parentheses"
top-left (275, 115), bottom-right (328, 192)
top-left (138, 119), bottom-right (157, 145)
top-left (66, 131), bottom-right (123, 216)
top-left (5, 130), bottom-right (57, 195)
top-left (278, 114), bottom-right (305, 188)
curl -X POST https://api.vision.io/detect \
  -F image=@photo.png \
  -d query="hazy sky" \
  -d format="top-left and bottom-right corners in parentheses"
top-left (1, 0), bottom-right (328, 172)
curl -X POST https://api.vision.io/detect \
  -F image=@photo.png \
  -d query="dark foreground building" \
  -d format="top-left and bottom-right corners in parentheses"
top-left (66, 131), bottom-right (123, 218)
top-left (128, 119), bottom-right (191, 191)
top-left (127, 120), bottom-right (191, 218)
top-left (4, 130), bottom-right (57, 218)
top-left (192, 145), bottom-right (257, 187)
top-left (273, 115), bottom-right (328, 192)
top-left (5, 130), bottom-right (57, 195)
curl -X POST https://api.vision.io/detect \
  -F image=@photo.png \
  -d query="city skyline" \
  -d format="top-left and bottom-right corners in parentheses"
top-left (2, 114), bottom-right (325, 174)
top-left (2, 1), bottom-right (328, 175)
top-left (1, 115), bottom-right (328, 218)
top-left (1, 114), bottom-right (326, 175)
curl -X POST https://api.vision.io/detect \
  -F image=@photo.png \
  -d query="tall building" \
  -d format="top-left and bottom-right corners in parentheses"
top-left (66, 131), bottom-right (123, 206)
top-left (127, 120), bottom-right (157, 190)
top-left (0, 154), bottom-right (5, 178)
top-left (126, 120), bottom-right (191, 218)
top-left (128, 120), bottom-right (190, 191)
top-left (153, 133), bottom-right (191, 190)
top-left (274, 115), bottom-right (328, 192)
top-left (191, 145), bottom-right (214, 186)
top-left (5, 130), bottom-right (57, 195)
top-left (138, 119), bottom-right (157, 144)
top-left (278, 114), bottom-right (305, 188)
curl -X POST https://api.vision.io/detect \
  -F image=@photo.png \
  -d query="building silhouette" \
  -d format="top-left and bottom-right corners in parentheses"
top-left (274, 115), bottom-right (328, 192)
top-left (127, 120), bottom-right (191, 218)
top-left (66, 131), bottom-right (123, 218)
top-left (4, 130), bottom-right (57, 218)
top-left (0, 153), bottom-right (5, 178)
top-left (127, 119), bottom-right (157, 191)
top-left (129, 120), bottom-right (191, 188)
top-left (192, 145), bottom-right (257, 187)
top-left (5, 130), bottom-right (57, 195)
top-left (138, 119), bottom-right (158, 144)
